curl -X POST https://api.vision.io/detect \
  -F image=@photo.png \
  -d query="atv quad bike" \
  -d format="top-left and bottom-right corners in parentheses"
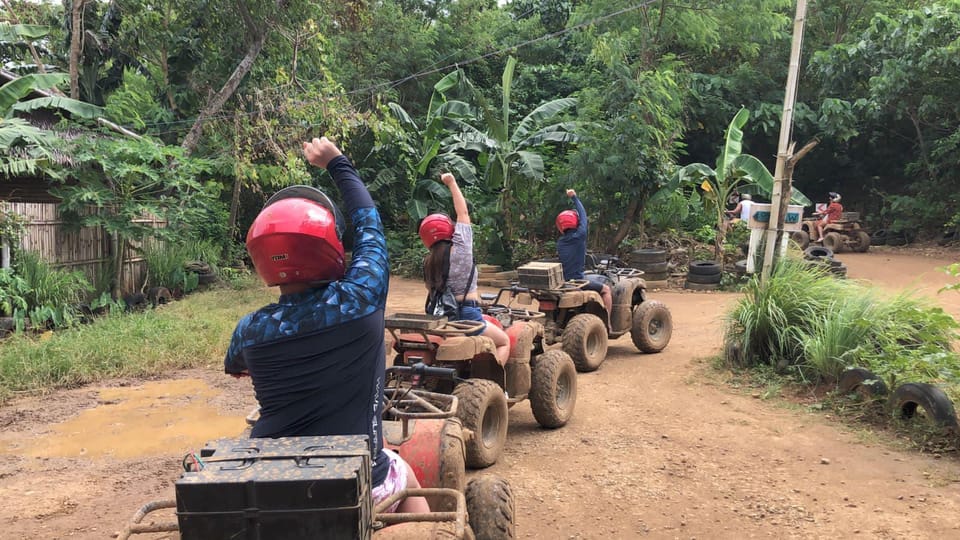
top-left (118, 364), bottom-right (516, 540)
top-left (483, 257), bottom-right (673, 373)
top-left (792, 211), bottom-right (870, 253)
top-left (386, 313), bottom-right (577, 470)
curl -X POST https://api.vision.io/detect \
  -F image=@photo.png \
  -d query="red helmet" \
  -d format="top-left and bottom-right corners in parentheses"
top-left (419, 213), bottom-right (455, 248)
top-left (556, 210), bottom-right (579, 232)
top-left (246, 186), bottom-right (345, 286)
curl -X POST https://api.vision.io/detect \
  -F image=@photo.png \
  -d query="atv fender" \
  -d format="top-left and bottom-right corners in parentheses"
top-left (436, 336), bottom-right (497, 362)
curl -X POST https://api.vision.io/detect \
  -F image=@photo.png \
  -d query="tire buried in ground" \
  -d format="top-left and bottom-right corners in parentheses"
top-left (838, 368), bottom-right (888, 399)
top-left (889, 382), bottom-right (959, 429)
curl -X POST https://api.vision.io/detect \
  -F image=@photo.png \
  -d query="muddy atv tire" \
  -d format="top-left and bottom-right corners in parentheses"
top-left (432, 418), bottom-right (467, 511)
top-left (530, 350), bottom-right (577, 428)
top-left (631, 300), bottom-right (673, 353)
top-left (562, 314), bottom-right (608, 372)
top-left (822, 232), bottom-right (844, 253)
top-left (889, 383), bottom-right (959, 429)
top-left (453, 379), bottom-right (508, 468)
top-left (466, 474), bottom-right (516, 540)
top-left (791, 230), bottom-right (810, 249)
top-left (852, 230), bottom-right (871, 252)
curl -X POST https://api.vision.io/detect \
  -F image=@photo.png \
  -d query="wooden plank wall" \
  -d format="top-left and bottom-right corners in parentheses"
top-left (6, 202), bottom-right (167, 295)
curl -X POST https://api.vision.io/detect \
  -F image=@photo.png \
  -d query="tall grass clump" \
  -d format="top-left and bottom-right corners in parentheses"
top-left (15, 251), bottom-right (93, 329)
top-left (143, 239), bottom-right (221, 291)
top-left (724, 257), bottom-right (960, 393)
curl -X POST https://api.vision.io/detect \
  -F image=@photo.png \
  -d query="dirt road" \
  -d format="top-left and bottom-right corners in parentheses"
top-left (1, 246), bottom-right (958, 539)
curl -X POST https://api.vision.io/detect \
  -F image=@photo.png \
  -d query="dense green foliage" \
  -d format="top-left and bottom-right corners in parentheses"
top-left (2, 0), bottom-right (958, 261)
top-left (724, 259), bottom-right (960, 398)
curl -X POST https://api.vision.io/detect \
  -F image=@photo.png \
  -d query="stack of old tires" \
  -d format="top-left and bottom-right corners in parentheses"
top-left (802, 246), bottom-right (847, 278)
top-left (684, 260), bottom-right (722, 291)
top-left (838, 367), bottom-right (959, 432)
top-left (629, 248), bottom-right (669, 286)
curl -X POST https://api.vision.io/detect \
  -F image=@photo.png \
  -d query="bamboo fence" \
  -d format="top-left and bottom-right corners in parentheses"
top-left (5, 202), bottom-right (166, 295)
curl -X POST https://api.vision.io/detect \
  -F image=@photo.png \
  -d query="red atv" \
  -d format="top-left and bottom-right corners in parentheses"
top-left (386, 313), bottom-right (577, 470)
top-left (117, 364), bottom-right (516, 540)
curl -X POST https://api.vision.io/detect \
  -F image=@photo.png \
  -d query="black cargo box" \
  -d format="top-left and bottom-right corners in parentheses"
top-left (175, 435), bottom-right (372, 540)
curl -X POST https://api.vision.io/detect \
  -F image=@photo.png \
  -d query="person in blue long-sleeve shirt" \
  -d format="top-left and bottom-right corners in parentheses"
top-left (224, 136), bottom-right (428, 514)
top-left (556, 189), bottom-right (612, 319)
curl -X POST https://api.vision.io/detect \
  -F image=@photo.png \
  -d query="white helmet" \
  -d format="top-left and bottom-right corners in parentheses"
top-left (741, 193), bottom-right (752, 201)
top-left (829, 192), bottom-right (841, 202)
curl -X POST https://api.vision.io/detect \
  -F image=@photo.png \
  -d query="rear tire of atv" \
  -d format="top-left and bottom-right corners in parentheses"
top-left (466, 474), bottom-right (516, 540)
top-left (853, 230), bottom-right (871, 252)
top-left (838, 368), bottom-right (888, 399)
top-left (563, 314), bottom-right (608, 372)
top-left (453, 380), bottom-right (508, 469)
top-left (822, 232), bottom-right (844, 253)
top-left (791, 230), bottom-right (810, 250)
top-left (631, 300), bottom-right (673, 353)
top-left (530, 350), bottom-right (577, 428)
top-left (889, 383), bottom-right (959, 429)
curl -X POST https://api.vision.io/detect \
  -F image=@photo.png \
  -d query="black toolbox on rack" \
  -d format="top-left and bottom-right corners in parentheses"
top-left (175, 435), bottom-right (373, 540)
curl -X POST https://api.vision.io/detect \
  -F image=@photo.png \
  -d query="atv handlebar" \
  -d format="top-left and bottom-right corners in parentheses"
top-left (386, 362), bottom-right (458, 380)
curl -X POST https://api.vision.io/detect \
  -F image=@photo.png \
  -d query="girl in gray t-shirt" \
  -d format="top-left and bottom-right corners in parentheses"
top-left (418, 173), bottom-right (510, 366)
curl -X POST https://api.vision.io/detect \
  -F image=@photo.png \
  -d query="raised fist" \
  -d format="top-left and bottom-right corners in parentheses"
top-left (302, 137), bottom-right (342, 169)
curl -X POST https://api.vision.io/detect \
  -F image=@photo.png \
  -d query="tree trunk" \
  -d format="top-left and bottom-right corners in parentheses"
top-left (606, 196), bottom-right (643, 254)
top-left (69, 0), bottom-right (85, 99)
top-left (181, 0), bottom-right (273, 155)
top-left (227, 171), bottom-right (242, 257)
top-left (111, 231), bottom-right (124, 299)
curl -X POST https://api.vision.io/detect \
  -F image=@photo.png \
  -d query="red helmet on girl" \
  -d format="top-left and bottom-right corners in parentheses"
top-left (246, 186), bottom-right (345, 286)
top-left (419, 213), bottom-right (455, 248)
top-left (556, 210), bottom-right (579, 232)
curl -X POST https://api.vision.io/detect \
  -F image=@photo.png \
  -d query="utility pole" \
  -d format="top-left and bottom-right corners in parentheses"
top-left (761, 0), bottom-right (808, 280)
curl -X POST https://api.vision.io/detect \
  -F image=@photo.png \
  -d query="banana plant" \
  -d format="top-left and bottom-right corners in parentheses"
top-left (439, 56), bottom-right (580, 240)
top-left (1, 72), bottom-right (104, 177)
top-left (667, 107), bottom-right (810, 258)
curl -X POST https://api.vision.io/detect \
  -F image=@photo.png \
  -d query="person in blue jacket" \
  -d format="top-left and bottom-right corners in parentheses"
top-left (224, 136), bottom-right (428, 514)
top-left (556, 188), bottom-right (612, 319)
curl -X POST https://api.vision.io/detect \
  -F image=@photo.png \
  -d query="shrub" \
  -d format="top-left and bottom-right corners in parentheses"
top-left (14, 251), bottom-right (93, 330)
top-left (724, 258), bottom-right (960, 393)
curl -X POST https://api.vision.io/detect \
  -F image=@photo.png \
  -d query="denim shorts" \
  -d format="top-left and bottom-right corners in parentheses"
top-left (458, 301), bottom-right (486, 336)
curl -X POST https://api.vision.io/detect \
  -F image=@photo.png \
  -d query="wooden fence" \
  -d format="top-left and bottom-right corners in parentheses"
top-left (5, 202), bottom-right (166, 295)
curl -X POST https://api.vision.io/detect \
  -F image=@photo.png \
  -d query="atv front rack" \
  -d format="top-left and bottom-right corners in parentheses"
top-left (117, 488), bottom-right (470, 540)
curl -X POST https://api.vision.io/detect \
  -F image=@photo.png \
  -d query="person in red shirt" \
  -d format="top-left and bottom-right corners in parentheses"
top-left (814, 192), bottom-right (843, 242)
